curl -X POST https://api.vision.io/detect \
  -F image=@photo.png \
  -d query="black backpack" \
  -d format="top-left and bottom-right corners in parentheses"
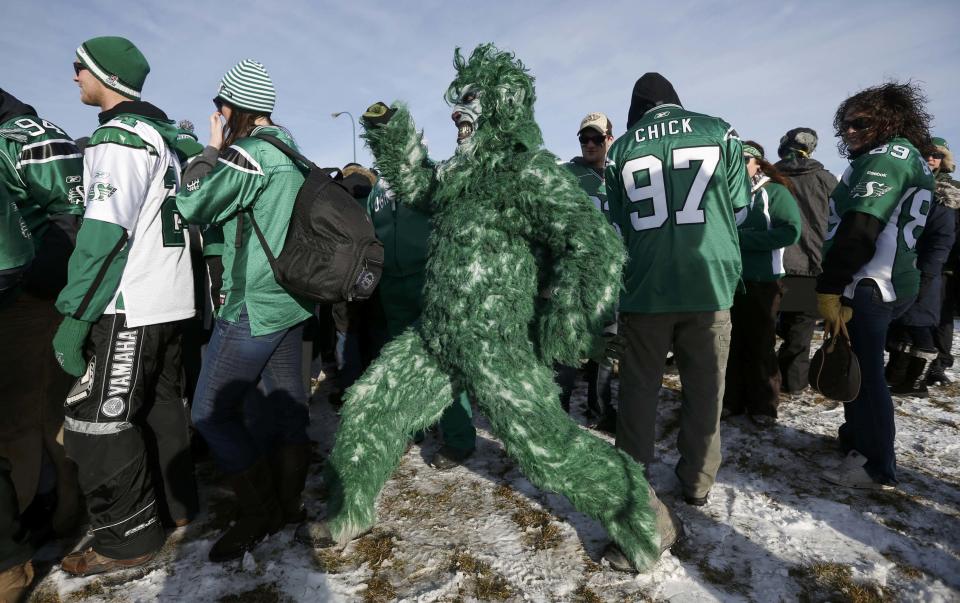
top-left (243, 133), bottom-right (383, 303)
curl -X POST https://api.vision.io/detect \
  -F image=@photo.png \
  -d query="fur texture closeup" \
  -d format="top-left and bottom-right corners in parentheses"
top-left (325, 44), bottom-right (661, 571)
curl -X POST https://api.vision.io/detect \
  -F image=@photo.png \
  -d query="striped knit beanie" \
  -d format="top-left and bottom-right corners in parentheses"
top-left (216, 60), bottom-right (276, 113)
top-left (76, 37), bottom-right (150, 100)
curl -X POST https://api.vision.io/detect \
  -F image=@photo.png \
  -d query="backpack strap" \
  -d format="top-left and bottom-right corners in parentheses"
top-left (254, 133), bottom-right (343, 180)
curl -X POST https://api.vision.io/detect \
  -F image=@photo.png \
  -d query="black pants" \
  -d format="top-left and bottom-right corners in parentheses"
top-left (777, 311), bottom-right (818, 393)
top-left (931, 272), bottom-right (957, 373)
top-left (724, 280), bottom-right (783, 417)
top-left (63, 315), bottom-right (195, 558)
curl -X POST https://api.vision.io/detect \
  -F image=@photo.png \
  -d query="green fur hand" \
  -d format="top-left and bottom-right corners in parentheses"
top-left (361, 102), bottom-right (395, 128)
top-left (53, 316), bottom-right (91, 377)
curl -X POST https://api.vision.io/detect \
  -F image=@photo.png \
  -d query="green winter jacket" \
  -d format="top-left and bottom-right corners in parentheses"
top-left (736, 178), bottom-right (802, 282)
top-left (176, 126), bottom-right (312, 335)
top-left (367, 179), bottom-right (432, 278)
top-left (563, 157), bottom-right (610, 218)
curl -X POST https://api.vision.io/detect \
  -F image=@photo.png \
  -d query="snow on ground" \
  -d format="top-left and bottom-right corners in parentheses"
top-left (28, 329), bottom-right (960, 602)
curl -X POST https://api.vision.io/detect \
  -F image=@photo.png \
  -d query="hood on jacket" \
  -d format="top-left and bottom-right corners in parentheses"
top-left (936, 174), bottom-right (960, 209)
top-left (627, 73), bottom-right (681, 129)
top-left (99, 100), bottom-right (180, 149)
top-left (0, 88), bottom-right (38, 124)
top-left (774, 155), bottom-right (827, 176)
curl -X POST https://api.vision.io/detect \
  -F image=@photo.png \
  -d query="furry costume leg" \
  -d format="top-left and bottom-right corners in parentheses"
top-left (325, 330), bottom-right (457, 543)
top-left (465, 346), bottom-right (661, 571)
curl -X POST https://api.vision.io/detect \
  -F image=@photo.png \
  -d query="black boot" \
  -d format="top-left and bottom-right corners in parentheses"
top-left (890, 356), bottom-right (929, 398)
top-left (925, 360), bottom-right (951, 386)
top-left (271, 444), bottom-right (310, 524)
top-left (209, 460), bottom-right (284, 562)
top-left (885, 350), bottom-right (909, 386)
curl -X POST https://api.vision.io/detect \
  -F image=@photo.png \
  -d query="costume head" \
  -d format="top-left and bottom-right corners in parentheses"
top-left (444, 44), bottom-right (542, 154)
top-left (778, 127), bottom-right (818, 159)
top-left (75, 36), bottom-right (149, 100)
top-left (627, 73), bottom-right (681, 129)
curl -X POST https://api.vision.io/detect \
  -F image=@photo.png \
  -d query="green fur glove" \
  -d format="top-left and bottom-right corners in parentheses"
top-left (53, 316), bottom-right (92, 377)
top-left (361, 102), bottom-right (395, 128)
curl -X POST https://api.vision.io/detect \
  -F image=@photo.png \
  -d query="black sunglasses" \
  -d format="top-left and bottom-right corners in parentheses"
top-left (579, 133), bottom-right (607, 146)
top-left (73, 62), bottom-right (86, 76)
top-left (841, 117), bottom-right (873, 131)
top-left (929, 151), bottom-right (946, 159)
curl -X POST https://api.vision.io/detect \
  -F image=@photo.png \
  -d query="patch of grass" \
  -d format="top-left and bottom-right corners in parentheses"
top-left (877, 516), bottom-right (910, 534)
top-left (791, 562), bottom-right (895, 603)
top-left (696, 560), bottom-right (748, 593)
top-left (65, 581), bottom-right (104, 602)
top-left (218, 581), bottom-right (283, 603)
top-left (448, 550), bottom-right (513, 601)
top-left (362, 574), bottom-right (396, 603)
top-left (571, 583), bottom-right (603, 603)
top-left (880, 549), bottom-right (925, 580)
top-left (27, 585), bottom-right (62, 603)
top-left (311, 548), bottom-right (345, 574)
top-left (350, 531), bottom-right (397, 569)
top-left (494, 485), bottom-right (563, 550)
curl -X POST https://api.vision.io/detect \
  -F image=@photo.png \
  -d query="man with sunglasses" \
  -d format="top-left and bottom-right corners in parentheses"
top-left (817, 82), bottom-right (935, 490)
top-left (920, 138), bottom-right (960, 386)
top-left (559, 113), bottom-right (618, 432)
top-left (0, 87), bottom-right (85, 550)
top-left (53, 36), bottom-right (196, 575)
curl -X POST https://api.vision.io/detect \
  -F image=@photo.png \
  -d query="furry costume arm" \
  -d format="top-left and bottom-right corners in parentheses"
top-left (360, 103), bottom-right (436, 213)
top-left (522, 151), bottom-right (624, 365)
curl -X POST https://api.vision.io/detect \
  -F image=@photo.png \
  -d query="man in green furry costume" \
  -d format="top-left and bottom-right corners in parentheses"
top-left (297, 44), bottom-right (681, 572)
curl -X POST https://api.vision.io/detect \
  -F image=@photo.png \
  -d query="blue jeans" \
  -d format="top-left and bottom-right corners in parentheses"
top-left (840, 281), bottom-right (913, 485)
top-left (192, 310), bottom-right (310, 475)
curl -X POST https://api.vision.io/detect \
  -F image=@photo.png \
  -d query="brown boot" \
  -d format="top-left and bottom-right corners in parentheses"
top-left (0, 560), bottom-right (33, 602)
top-left (208, 460), bottom-right (283, 562)
top-left (271, 444), bottom-right (310, 524)
top-left (60, 548), bottom-right (154, 577)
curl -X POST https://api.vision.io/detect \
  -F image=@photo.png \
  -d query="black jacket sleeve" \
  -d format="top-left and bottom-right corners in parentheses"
top-left (916, 203), bottom-right (957, 276)
top-left (816, 211), bottom-right (885, 295)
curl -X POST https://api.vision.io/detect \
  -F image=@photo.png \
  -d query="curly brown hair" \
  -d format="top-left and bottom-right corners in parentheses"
top-left (743, 140), bottom-right (795, 193)
top-left (834, 81), bottom-right (933, 158)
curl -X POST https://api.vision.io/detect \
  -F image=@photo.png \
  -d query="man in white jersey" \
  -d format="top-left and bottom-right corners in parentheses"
top-left (52, 36), bottom-right (196, 576)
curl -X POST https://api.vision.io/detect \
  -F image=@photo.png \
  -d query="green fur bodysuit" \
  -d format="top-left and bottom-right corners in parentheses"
top-left (321, 44), bottom-right (661, 571)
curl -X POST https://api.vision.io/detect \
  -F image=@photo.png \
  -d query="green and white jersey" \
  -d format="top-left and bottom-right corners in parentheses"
top-left (80, 115), bottom-right (194, 325)
top-left (824, 137), bottom-right (935, 301)
top-left (0, 115), bottom-right (83, 241)
top-left (564, 157), bottom-right (609, 217)
top-left (736, 178), bottom-right (802, 282)
top-left (0, 188), bottom-right (33, 272)
top-left (606, 104), bottom-right (751, 313)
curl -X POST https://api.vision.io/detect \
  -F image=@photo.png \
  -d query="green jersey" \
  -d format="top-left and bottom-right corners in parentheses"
top-left (823, 137), bottom-right (935, 301)
top-left (563, 157), bottom-right (610, 218)
top-left (0, 114), bottom-right (83, 242)
top-left (606, 104), bottom-right (750, 312)
top-left (0, 188), bottom-right (33, 273)
top-left (736, 179), bottom-right (802, 282)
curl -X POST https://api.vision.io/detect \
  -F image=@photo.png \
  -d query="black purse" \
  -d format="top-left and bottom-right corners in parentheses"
top-left (809, 331), bottom-right (861, 402)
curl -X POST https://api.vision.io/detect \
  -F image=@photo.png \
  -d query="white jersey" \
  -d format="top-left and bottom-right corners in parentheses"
top-left (83, 116), bottom-right (194, 326)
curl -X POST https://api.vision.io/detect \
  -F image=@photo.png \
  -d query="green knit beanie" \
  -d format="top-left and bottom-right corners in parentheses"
top-left (216, 60), bottom-right (276, 113)
top-left (76, 36), bottom-right (150, 100)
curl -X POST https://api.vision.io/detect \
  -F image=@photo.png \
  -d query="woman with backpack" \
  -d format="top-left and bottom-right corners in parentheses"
top-left (722, 141), bottom-right (802, 427)
top-left (176, 59), bottom-right (313, 562)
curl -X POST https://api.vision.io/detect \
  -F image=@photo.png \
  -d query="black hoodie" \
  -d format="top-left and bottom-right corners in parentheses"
top-left (626, 73), bottom-right (682, 130)
top-left (774, 155), bottom-right (837, 276)
top-left (0, 88), bottom-right (37, 124)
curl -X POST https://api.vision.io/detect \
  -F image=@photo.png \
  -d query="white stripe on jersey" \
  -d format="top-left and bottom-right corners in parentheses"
top-left (218, 145), bottom-right (263, 175)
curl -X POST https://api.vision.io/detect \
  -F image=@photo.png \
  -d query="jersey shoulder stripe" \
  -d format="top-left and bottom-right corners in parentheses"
top-left (218, 145), bottom-right (263, 175)
top-left (87, 122), bottom-right (158, 156)
top-left (18, 138), bottom-right (82, 166)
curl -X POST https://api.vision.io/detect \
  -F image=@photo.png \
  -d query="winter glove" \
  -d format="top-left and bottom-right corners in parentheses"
top-left (360, 102), bottom-right (395, 128)
top-left (817, 293), bottom-right (853, 339)
top-left (53, 316), bottom-right (92, 377)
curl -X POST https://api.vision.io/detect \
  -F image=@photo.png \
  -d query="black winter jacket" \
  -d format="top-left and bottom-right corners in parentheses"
top-left (775, 156), bottom-right (837, 276)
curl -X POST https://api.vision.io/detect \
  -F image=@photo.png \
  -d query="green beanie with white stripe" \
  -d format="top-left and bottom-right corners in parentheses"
top-left (216, 60), bottom-right (276, 113)
top-left (76, 36), bottom-right (150, 100)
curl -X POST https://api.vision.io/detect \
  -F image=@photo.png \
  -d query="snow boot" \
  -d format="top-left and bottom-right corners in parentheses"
top-left (890, 356), bottom-right (929, 398)
top-left (925, 361), bottom-right (951, 386)
top-left (884, 350), bottom-right (909, 387)
top-left (209, 460), bottom-right (284, 562)
top-left (272, 444), bottom-right (310, 524)
top-left (603, 488), bottom-right (684, 572)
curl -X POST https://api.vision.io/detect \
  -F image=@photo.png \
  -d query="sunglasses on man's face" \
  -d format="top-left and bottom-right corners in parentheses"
top-left (841, 117), bottom-right (873, 132)
top-left (579, 133), bottom-right (607, 146)
top-left (73, 62), bottom-right (86, 76)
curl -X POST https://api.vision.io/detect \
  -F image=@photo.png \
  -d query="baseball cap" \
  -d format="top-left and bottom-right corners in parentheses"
top-left (579, 112), bottom-right (612, 135)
